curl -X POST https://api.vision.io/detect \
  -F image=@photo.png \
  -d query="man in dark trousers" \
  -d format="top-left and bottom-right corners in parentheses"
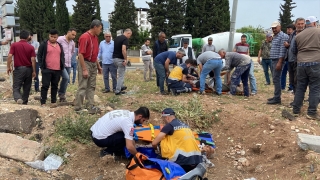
top-left (153, 32), bottom-right (168, 87)
top-left (38, 29), bottom-right (65, 106)
top-left (7, 30), bottom-right (36, 104)
top-left (113, 28), bottom-right (132, 95)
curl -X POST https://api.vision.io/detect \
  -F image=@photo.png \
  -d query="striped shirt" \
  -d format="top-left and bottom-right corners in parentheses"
top-left (90, 110), bottom-right (135, 140)
top-left (270, 31), bottom-right (288, 59)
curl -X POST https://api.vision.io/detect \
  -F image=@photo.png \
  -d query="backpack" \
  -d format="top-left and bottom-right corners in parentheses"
top-left (126, 153), bottom-right (186, 180)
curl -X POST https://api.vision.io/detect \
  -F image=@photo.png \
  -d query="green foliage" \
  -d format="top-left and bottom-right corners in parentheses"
top-left (147, 94), bottom-right (221, 129)
top-left (236, 25), bottom-right (265, 56)
top-left (55, 0), bottom-right (70, 35)
top-left (55, 113), bottom-right (98, 144)
top-left (45, 142), bottom-right (67, 157)
top-left (279, 0), bottom-right (296, 32)
top-left (92, 0), bottom-right (104, 42)
top-left (137, 28), bottom-right (151, 46)
top-left (146, 0), bottom-right (166, 41)
top-left (72, 0), bottom-right (95, 43)
top-left (109, 0), bottom-right (139, 46)
top-left (16, 0), bottom-right (55, 41)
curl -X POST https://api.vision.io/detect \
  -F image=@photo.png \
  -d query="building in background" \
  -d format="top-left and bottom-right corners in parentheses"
top-left (135, 8), bottom-right (151, 31)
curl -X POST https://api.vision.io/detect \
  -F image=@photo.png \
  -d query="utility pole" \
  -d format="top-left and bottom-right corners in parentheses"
top-left (228, 0), bottom-right (238, 52)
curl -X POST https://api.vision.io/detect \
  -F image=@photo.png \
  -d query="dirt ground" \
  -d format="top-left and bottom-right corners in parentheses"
top-left (0, 68), bottom-right (320, 180)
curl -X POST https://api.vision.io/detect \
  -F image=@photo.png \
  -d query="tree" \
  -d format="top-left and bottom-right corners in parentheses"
top-left (184, 0), bottom-right (204, 37)
top-left (137, 28), bottom-right (151, 45)
top-left (165, 0), bottom-right (186, 38)
top-left (236, 25), bottom-right (265, 56)
top-left (16, 0), bottom-right (55, 41)
top-left (109, 0), bottom-right (139, 46)
top-left (147, 0), bottom-right (167, 40)
top-left (92, 0), bottom-right (104, 42)
top-left (55, 0), bottom-right (70, 35)
top-left (72, 0), bottom-right (95, 42)
top-left (212, 0), bottom-right (230, 33)
top-left (279, 0), bottom-right (296, 32)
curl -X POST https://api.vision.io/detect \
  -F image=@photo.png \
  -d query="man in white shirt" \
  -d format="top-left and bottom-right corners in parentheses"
top-left (178, 39), bottom-right (195, 64)
top-left (90, 107), bottom-right (150, 157)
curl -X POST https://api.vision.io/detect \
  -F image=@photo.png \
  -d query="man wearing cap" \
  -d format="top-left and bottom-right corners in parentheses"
top-left (167, 59), bottom-right (198, 96)
top-left (218, 49), bottom-right (251, 97)
top-left (152, 108), bottom-right (202, 172)
top-left (267, 21), bottom-right (289, 105)
top-left (178, 39), bottom-right (195, 64)
top-left (233, 35), bottom-right (257, 95)
top-left (202, 37), bottom-right (216, 53)
top-left (197, 51), bottom-right (224, 95)
top-left (153, 50), bottom-right (185, 95)
top-left (292, 16), bottom-right (320, 120)
top-left (91, 107), bottom-right (150, 157)
top-left (257, 33), bottom-right (273, 85)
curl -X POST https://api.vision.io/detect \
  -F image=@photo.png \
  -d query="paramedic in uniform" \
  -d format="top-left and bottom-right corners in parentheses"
top-left (90, 107), bottom-right (150, 157)
top-left (152, 108), bottom-right (202, 172)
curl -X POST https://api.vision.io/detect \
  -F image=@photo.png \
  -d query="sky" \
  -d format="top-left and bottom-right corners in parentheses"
top-left (66, 0), bottom-right (320, 30)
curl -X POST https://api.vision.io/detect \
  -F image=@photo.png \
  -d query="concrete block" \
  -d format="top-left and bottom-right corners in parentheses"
top-left (297, 133), bottom-right (320, 153)
top-left (0, 133), bottom-right (44, 162)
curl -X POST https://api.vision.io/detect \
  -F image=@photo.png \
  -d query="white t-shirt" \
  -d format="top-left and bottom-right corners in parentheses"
top-left (90, 110), bottom-right (135, 140)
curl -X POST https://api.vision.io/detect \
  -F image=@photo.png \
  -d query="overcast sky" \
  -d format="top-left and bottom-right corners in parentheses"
top-left (66, 0), bottom-right (320, 29)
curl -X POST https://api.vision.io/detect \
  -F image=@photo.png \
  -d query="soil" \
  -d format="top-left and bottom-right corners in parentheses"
top-left (0, 69), bottom-right (320, 180)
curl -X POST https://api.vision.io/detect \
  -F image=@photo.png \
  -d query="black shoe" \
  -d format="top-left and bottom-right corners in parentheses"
top-left (306, 114), bottom-right (320, 120)
top-left (121, 86), bottom-right (127, 91)
top-left (103, 90), bottom-right (110, 93)
top-left (115, 91), bottom-right (126, 95)
top-left (170, 89), bottom-right (179, 96)
top-left (267, 99), bottom-right (281, 105)
top-left (215, 92), bottom-right (221, 96)
top-left (160, 91), bottom-right (168, 95)
top-left (267, 97), bottom-right (274, 101)
top-left (100, 149), bottom-right (112, 157)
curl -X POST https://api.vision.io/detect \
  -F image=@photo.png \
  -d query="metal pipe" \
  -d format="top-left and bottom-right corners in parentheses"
top-left (228, 0), bottom-right (238, 52)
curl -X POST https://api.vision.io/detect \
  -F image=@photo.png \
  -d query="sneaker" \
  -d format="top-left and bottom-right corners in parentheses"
top-left (103, 90), bottom-right (110, 93)
top-left (121, 86), bottom-right (127, 91)
top-left (59, 94), bottom-right (67, 102)
top-left (16, 99), bottom-right (23, 104)
top-left (251, 92), bottom-right (257, 96)
top-left (267, 97), bottom-right (274, 101)
top-left (100, 149), bottom-right (112, 157)
top-left (115, 91), bottom-right (126, 95)
top-left (160, 91), bottom-right (168, 95)
top-left (88, 106), bottom-right (101, 114)
top-left (306, 114), bottom-right (320, 120)
top-left (170, 89), bottom-right (179, 96)
top-left (198, 91), bottom-right (206, 95)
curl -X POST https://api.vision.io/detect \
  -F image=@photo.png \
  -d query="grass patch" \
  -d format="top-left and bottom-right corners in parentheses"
top-left (45, 142), bottom-right (67, 157)
top-left (55, 113), bottom-right (98, 144)
top-left (147, 93), bottom-right (221, 129)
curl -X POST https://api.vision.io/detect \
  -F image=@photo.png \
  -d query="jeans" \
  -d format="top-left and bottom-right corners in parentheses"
top-left (167, 79), bottom-right (192, 93)
top-left (41, 69), bottom-right (62, 104)
top-left (199, 59), bottom-right (223, 94)
top-left (34, 62), bottom-right (40, 92)
top-left (230, 63), bottom-right (250, 97)
top-left (143, 60), bottom-right (153, 80)
top-left (74, 61), bottom-right (97, 109)
top-left (271, 59), bottom-right (285, 101)
top-left (154, 62), bottom-right (166, 92)
top-left (293, 64), bottom-right (320, 115)
top-left (261, 59), bottom-right (272, 84)
top-left (58, 68), bottom-right (69, 96)
top-left (13, 66), bottom-right (33, 104)
top-left (102, 63), bottom-right (117, 91)
top-left (92, 131), bottom-right (126, 156)
top-left (71, 62), bottom-right (77, 84)
top-left (249, 60), bottom-right (257, 93)
top-left (288, 61), bottom-right (297, 93)
top-left (113, 58), bottom-right (126, 93)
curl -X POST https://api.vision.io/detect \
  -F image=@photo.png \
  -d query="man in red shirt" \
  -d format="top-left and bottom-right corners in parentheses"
top-left (7, 30), bottom-right (36, 104)
top-left (38, 29), bottom-right (65, 106)
top-left (74, 19), bottom-right (102, 114)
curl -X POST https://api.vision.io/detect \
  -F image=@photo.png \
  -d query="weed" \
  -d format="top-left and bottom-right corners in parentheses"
top-left (55, 113), bottom-right (98, 144)
top-left (45, 142), bottom-right (67, 157)
top-left (147, 94), bottom-right (221, 129)
top-left (107, 95), bottom-right (121, 104)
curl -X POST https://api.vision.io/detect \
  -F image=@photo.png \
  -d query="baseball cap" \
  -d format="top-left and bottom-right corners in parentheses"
top-left (161, 108), bottom-right (175, 116)
top-left (271, 21), bottom-right (281, 28)
top-left (306, 16), bottom-right (318, 25)
top-left (177, 49), bottom-right (186, 56)
top-left (208, 37), bottom-right (213, 41)
top-left (182, 39), bottom-right (189, 44)
top-left (266, 33), bottom-right (273, 37)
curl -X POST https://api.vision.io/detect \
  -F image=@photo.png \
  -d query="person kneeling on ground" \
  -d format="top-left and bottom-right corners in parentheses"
top-left (218, 49), bottom-right (251, 97)
top-left (152, 108), bottom-right (202, 172)
top-left (167, 59), bottom-right (198, 95)
top-left (90, 107), bottom-right (150, 158)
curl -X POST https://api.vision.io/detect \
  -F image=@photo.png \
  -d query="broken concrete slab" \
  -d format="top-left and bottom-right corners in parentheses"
top-left (0, 109), bottom-right (38, 134)
top-left (0, 133), bottom-right (44, 162)
top-left (297, 133), bottom-right (320, 153)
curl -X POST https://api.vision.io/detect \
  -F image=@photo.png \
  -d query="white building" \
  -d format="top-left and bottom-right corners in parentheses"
top-left (135, 8), bottom-right (152, 31)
